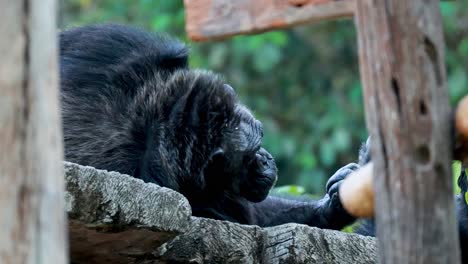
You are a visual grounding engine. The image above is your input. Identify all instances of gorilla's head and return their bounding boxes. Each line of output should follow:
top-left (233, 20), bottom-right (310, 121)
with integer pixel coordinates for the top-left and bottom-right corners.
top-left (204, 103), bottom-right (278, 203)
top-left (59, 24), bottom-right (278, 222)
top-left (168, 71), bottom-right (278, 203)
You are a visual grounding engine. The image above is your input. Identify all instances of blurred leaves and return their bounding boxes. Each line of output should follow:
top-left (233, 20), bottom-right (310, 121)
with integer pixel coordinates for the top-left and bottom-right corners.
top-left (271, 185), bottom-right (306, 197)
top-left (453, 161), bottom-right (462, 194)
top-left (63, 0), bottom-right (467, 196)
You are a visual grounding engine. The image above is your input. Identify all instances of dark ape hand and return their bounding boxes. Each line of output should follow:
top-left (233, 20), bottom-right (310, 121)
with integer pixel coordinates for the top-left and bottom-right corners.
top-left (320, 163), bottom-right (359, 229)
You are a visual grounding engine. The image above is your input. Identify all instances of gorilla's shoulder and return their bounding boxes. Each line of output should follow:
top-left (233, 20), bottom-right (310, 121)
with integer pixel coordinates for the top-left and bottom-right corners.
top-left (60, 24), bottom-right (188, 67)
top-left (59, 24), bottom-right (189, 88)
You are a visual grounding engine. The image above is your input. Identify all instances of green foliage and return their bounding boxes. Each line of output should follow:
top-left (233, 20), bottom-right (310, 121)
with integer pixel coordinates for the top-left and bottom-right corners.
top-left (63, 1), bottom-right (467, 196)
top-left (453, 161), bottom-right (462, 194)
top-left (271, 185), bottom-right (306, 196)
top-left (341, 225), bottom-right (354, 233)
top-left (341, 221), bottom-right (361, 234)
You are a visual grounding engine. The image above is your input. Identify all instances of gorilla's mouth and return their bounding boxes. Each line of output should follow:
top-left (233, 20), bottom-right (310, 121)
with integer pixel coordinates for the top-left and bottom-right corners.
top-left (241, 175), bottom-right (276, 203)
top-left (198, 141), bottom-right (278, 204)
top-left (239, 147), bottom-right (278, 203)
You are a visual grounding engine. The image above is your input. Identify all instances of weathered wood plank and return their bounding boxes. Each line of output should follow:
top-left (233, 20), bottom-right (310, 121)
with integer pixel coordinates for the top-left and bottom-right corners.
top-left (0, 0), bottom-right (68, 263)
top-left (355, 0), bottom-right (461, 263)
top-left (64, 162), bottom-right (377, 263)
top-left (184, 0), bottom-right (355, 41)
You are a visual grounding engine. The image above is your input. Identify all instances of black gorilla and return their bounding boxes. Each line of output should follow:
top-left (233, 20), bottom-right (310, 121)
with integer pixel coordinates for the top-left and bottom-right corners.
top-left (59, 24), bottom-right (356, 229)
top-left (356, 138), bottom-right (468, 263)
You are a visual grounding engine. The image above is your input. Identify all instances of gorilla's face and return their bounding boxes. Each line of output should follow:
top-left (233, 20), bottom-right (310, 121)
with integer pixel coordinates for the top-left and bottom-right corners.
top-left (239, 147), bottom-right (278, 202)
top-left (203, 103), bottom-right (278, 203)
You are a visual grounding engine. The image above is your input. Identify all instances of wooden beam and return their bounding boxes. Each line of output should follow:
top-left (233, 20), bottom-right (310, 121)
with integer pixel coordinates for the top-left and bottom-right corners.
top-left (355, 0), bottom-right (460, 263)
top-left (0, 0), bottom-right (68, 263)
top-left (184, 0), bottom-right (355, 41)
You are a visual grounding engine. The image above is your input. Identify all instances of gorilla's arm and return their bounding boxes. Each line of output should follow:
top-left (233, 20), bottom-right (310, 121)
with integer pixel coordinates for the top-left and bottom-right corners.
top-left (192, 160), bottom-right (357, 230)
top-left (249, 163), bottom-right (358, 229)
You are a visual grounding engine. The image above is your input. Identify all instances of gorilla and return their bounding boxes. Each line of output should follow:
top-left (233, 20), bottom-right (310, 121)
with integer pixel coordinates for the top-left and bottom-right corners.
top-left (59, 24), bottom-right (356, 229)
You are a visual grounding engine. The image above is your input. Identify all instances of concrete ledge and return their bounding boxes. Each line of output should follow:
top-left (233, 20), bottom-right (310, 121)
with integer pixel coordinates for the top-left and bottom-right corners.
top-left (64, 162), bottom-right (377, 263)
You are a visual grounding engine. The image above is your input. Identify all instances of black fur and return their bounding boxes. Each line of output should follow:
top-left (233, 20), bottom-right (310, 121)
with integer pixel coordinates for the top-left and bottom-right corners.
top-left (59, 24), bottom-right (356, 229)
top-left (458, 170), bottom-right (468, 263)
top-left (355, 137), bottom-right (468, 263)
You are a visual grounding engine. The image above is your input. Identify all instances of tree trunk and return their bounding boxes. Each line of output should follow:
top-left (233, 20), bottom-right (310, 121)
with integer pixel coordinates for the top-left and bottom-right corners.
top-left (355, 0), bottom-right (461, 263)
top-left (0, 0), bottom-right (68, 263)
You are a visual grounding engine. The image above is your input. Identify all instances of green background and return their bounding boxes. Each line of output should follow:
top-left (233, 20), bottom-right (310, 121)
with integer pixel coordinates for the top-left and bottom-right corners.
top-left (62, 0), bottom-right (467, 196)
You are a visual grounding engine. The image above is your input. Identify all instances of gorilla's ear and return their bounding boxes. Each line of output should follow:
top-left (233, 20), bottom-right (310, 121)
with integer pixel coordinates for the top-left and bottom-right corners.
top-left (209, 83), bottom-right (236, 109)
top-left (222, 84), bottom-right (236, 96)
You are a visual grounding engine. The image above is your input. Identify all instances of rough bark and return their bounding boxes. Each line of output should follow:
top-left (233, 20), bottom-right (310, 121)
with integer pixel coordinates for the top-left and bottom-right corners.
top-left (355, 1), bottom-right (460, 263)
top-left (65, 162), bottom-right (377, 263)
top-left (184, 0), bottom-right (355, 41)
top-left (64, 162), bottom-right (191, 263)
top-left (0, 0), bottom-right (67, 263)
top-left (157, 218), bottom-right (377, 264)
top-left (65, 162), bottom-right (191, 233)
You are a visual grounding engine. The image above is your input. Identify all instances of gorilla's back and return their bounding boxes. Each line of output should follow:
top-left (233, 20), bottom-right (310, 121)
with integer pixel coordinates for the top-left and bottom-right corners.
top-left (59, 24), bottom-right (235, 190)
top-left (59, 24), bottom-right (189, 180)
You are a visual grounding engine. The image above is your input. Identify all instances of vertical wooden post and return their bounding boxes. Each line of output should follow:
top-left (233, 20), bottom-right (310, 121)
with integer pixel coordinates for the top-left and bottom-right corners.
top-left (355, 0), bottom-right (460, 263)
top-left (0, 0), bottom-right (68, 263)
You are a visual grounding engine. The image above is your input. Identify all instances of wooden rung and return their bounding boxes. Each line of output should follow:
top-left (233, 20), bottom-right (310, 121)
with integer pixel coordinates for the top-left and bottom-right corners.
top-left (184, 0), bottom-right (454, 42)
top-left (184, 0), bottom-right (355, 41)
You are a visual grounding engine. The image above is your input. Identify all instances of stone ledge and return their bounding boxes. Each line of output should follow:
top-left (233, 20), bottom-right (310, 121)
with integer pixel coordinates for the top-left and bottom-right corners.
top-left (64, 162), bottom-right (377, 263)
